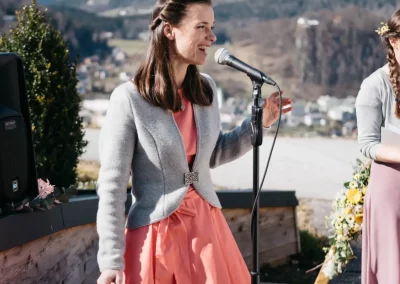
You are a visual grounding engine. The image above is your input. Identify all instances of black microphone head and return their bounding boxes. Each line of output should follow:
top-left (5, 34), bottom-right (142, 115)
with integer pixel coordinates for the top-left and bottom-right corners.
top-left (214, 48), bottom-right (230, 65)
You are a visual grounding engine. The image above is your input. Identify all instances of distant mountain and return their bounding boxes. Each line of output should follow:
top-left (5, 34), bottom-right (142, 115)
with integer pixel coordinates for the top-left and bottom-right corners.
top-left (195, 6), bottom-right (389, 101)
top-left (37, 0), bottom-right (398, 19)
top-left (3, 0), bottom-right (400, 100)
top-left (214, 0), bottom-right (398, 21)
top-left (0, 0), bottom-right (112, 61)
top-left (37, 0), bottom-right (150, 12)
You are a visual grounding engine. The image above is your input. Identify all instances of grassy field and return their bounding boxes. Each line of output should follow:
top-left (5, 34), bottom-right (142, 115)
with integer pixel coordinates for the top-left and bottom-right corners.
top-left (108, 38), bottom-right (226, 63)
top-left (108, 39), bottom-right (150, 56)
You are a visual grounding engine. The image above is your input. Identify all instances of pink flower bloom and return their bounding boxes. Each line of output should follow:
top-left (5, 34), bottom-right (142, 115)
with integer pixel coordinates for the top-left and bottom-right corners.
top-left (37, 178), bottom-right (55, 198)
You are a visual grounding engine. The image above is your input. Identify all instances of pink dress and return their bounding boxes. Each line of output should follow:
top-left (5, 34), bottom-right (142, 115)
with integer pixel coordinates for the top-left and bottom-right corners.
top-left (362, 161), bottom-right (400, 284)
top-left (123, 90), bottom-right (251, 284)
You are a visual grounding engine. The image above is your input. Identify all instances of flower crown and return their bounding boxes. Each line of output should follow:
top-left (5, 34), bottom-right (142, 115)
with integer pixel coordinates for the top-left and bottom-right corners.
top-left (376, 22), bottom-right (390, 36)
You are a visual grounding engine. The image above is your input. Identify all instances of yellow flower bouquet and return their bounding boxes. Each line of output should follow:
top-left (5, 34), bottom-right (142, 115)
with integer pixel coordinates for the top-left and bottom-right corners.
top-left (318, 158), bottom-right (371, 280)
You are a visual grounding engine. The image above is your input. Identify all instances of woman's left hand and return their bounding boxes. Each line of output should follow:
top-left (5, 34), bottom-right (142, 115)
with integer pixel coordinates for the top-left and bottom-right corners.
top-left (262, 90), bottom-right (293, 128)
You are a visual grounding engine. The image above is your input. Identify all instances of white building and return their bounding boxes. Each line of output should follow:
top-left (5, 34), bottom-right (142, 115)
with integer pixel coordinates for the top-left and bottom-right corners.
top-left (304, 113), bottom-right (327, 127)
top-left (317, 95), bottom-right (341, 113)
top-left (297, 17), bottom-right (320, 27)
top-left (285, 101), bottom-right (307, 127)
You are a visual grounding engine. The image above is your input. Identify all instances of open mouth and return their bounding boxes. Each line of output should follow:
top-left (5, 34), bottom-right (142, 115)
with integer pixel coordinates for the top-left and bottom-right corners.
top-left (198, 45), bottom-right (209, 54)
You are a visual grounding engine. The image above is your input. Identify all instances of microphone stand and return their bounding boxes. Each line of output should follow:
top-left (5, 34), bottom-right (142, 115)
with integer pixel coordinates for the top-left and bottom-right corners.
top-left (250, 80), bottom-right (263, 284)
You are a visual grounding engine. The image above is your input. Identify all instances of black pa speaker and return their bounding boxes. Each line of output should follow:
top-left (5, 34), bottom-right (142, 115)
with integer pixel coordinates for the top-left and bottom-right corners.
top-left (0, 53), bottom-right (38, 204)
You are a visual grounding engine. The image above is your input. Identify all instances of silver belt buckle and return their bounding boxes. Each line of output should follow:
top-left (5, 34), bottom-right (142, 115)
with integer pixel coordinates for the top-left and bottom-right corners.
top-left (184, 171), bottom-right (199, 185)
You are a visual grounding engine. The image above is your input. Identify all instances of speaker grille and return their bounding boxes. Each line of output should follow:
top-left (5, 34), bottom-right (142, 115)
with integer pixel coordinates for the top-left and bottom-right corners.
top-left (0, 109), bottom-right (28, 201)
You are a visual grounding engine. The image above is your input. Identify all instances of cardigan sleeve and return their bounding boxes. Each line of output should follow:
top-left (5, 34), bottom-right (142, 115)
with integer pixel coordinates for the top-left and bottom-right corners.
top-left (355, 76), bottom-right (384, 160)
top-left (96, 85), bottom-right (136, 272)
top-left (201, 73), bottom-right (270, 168)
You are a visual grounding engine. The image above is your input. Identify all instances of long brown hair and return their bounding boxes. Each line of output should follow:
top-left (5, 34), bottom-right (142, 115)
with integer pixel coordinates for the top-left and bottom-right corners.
top-left (381, 9), bottom-right (400, 118)
top-left (133, 0), bottom-right (213, 112)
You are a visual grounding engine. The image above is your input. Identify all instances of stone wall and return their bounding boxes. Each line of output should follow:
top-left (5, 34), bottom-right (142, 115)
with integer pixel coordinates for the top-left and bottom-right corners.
top-left (0, 224), bottom-right (99, 284)
top-left (0, 191), bottom-right (299, 283)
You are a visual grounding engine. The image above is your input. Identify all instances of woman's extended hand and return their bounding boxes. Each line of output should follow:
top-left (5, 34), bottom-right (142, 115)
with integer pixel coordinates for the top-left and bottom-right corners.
top-left (262, 90), bottom-right (293, 128)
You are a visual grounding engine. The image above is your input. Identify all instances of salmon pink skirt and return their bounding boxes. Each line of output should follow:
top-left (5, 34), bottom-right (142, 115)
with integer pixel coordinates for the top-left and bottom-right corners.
top-left (124, 188), bottom-right (250, 284)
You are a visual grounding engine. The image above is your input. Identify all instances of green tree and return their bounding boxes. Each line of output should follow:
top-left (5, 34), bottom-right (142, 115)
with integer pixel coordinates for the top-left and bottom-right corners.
top-left (0, 0), bottom-right (87, 187)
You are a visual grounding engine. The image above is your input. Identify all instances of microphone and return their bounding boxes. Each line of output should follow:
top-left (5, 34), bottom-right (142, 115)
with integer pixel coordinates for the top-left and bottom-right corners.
top-left (214, 48), bottom-right (276, 86)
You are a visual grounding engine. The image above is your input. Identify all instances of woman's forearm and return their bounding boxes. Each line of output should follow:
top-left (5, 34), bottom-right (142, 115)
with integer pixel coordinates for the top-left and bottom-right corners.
top-left (375, 144), bottom-right (400, 163)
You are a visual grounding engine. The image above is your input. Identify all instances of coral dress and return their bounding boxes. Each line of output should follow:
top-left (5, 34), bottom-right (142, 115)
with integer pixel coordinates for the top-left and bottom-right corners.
top-left (123, 90), bottom-right (251, 284)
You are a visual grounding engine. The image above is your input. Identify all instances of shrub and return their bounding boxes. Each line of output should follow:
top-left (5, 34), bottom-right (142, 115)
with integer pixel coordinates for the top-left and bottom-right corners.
top-left (0, 0), bottom-right (87, 187)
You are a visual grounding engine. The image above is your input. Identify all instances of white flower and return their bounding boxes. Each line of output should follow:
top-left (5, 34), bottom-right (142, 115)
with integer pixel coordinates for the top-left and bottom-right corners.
top-left (328, 248), bottom-right (335, 257)
top-left (322, 259), bottom-right (336, 279)
top-left (338, 200), bottom-right (345, 208)
top-left (349, 181), bottom-right (358, 188)
top-left (338, 262), bottom-right (343, 273)
top-left (346, 214), bottom-right (355, 224)
top-left (342, 224), bottom-right (350, 236)
top-left (354, 205), bottom-right (363, 214)
top-left (336, 189), bottom-right (347, 201)
top-left (354, 223), bottom-right (361, 232)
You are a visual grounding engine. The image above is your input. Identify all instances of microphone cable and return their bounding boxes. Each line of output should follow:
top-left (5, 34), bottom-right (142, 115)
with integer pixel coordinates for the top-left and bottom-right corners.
top-left (250, 82), bottom-right (283, 242)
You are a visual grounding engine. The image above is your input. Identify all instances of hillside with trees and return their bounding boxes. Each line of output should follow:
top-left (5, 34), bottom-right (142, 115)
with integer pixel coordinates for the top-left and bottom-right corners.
top-left (37, 0), bottom-right (397, 19)
top-left (1, 0), bottom-right (398, 99)
top-left (0, 0), bottom-right (112, 60)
